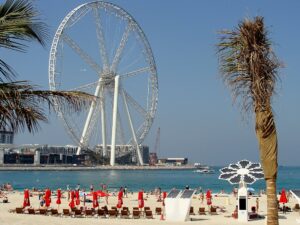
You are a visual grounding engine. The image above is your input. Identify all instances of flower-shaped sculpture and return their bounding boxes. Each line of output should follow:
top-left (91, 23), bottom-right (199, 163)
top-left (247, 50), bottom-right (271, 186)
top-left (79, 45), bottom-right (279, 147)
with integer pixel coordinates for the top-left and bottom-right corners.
top-left (219, 160), bottom-right (264, 184)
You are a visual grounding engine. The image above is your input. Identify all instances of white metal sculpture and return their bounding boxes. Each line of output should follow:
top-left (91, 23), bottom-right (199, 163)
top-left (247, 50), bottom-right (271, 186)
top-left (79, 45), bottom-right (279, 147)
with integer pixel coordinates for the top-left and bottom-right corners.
top-left (49, 1), bottom-right (158, 166)
top-left (219, 159), bottom-right (264, 184)
top-left (219, 160), bottom-right (264, 222)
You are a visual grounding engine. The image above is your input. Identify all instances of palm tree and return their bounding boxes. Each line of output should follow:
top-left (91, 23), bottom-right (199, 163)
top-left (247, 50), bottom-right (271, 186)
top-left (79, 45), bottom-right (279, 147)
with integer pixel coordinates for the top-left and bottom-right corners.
top-left (0, 0), bottom-right (93, 133)
top-left (217, 17), bottom-right (281, 225)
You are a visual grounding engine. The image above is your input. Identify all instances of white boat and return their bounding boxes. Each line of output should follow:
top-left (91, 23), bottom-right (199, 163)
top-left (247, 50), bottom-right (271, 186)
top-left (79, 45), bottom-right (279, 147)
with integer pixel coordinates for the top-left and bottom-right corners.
top-left (194, 169), bottom-right (215, 174)
top-left (194, 163), bottom-right (210, 170)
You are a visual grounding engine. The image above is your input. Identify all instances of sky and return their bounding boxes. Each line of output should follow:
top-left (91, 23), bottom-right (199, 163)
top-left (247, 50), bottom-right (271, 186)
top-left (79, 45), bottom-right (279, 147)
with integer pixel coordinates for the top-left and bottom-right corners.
top-left (2, 0), bottom-right (300, 166)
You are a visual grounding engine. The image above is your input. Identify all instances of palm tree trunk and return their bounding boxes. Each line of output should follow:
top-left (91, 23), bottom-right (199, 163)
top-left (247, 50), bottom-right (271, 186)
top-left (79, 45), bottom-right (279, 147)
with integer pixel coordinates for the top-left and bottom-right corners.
top-left (266, 178), bottom-right (278, 225)
top-left (255, 110), bottom-right (278, 225)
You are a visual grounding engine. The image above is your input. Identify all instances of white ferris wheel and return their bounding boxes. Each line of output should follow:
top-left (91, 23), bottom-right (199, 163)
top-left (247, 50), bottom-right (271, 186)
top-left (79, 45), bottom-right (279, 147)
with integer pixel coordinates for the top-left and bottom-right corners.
top-left (48, 1), bottom-right (158, 166)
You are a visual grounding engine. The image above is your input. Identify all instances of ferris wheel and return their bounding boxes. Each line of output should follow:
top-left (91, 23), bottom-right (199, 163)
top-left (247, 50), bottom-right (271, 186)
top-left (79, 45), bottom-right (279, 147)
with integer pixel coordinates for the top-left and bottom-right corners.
top-left (49, 1), bottom-right (158, 166)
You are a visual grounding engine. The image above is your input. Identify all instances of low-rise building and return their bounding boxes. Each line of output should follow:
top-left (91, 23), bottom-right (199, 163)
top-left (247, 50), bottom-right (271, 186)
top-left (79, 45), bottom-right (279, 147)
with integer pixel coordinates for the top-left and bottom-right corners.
top-left (158, 157), bottom-right (188, 166)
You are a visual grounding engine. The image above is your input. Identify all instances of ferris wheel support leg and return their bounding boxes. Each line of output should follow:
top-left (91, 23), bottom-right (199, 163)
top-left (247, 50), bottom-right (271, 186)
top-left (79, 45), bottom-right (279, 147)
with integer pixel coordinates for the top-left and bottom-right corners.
top-left (110, 76), bottom-right (120, 166)
top-left (122, 90), bottom-right (144, 166)
top-left (100, 85), bottom-right (107, 157)
top-left (76, 78), bottom-right (102, 155)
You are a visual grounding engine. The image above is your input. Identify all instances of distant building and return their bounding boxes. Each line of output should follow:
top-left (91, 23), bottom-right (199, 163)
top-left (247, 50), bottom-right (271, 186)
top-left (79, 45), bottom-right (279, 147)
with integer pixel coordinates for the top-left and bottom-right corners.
top-left (149, 152), bottom-right (158, 166)
top-left (0, 130), bottom-right (14, 144)
top-left (96, 145), bottom-right (149, 165)
top-left (141, 146), bottom-right (149, 165)
top-left (2, 144), bottom-right (150, 165)
top-left (158, 157), bottom-right (188, 166)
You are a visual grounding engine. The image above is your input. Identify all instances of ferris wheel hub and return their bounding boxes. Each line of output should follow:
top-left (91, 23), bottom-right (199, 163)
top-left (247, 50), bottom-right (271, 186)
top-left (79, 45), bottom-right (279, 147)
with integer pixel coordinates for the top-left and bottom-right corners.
top-left (101, 71), bottom-right (117, 87)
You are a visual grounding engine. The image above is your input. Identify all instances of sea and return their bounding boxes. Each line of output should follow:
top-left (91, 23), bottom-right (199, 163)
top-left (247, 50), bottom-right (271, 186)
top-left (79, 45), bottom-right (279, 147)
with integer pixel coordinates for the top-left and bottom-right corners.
top-left (0, 166), bottom-right (299, 193)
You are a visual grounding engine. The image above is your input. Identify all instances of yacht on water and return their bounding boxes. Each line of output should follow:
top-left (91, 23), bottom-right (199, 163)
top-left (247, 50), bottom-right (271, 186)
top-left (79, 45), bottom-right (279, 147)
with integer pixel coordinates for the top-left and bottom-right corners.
top-left (193, 163), bottom-right (215, 174)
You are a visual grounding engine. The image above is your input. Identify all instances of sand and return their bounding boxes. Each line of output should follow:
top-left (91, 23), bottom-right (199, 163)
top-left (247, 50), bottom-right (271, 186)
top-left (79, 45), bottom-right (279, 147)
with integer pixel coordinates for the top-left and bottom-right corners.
top-left (0, 190), bottom-right (299, 225)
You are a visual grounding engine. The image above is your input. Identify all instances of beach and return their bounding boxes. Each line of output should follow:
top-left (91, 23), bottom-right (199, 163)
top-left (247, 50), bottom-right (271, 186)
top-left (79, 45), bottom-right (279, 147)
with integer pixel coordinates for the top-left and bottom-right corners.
top-left (0, 190), bottom-right (299, 225)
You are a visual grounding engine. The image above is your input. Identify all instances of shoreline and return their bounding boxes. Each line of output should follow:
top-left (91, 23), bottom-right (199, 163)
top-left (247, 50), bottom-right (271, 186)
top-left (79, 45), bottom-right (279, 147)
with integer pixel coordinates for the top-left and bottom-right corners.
top-left (0, 165), bottom-right (196, 171)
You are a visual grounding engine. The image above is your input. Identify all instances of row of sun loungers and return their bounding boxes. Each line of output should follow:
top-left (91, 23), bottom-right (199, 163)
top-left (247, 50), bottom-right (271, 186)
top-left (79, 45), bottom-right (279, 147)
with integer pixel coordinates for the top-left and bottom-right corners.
top-left (13, 206), bottom-right (156, 219)
top-left (13, 205), bottom-right (222, 218)
top-left (189, 206), bottom-right (219, 215)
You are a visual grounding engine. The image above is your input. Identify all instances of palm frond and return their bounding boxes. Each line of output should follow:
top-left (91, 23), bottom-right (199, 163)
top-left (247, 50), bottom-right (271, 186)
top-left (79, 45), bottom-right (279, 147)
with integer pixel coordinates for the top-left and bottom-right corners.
top-left (0, 0), bottom-right (48, 50)
top-left (0, 81), bottom-right (95, 133)
top-left (217, 16), bottom-right (282, 115)
top-left (0, 58), bottom-right (16, 81)
top-left (0, 0), bottom-right (48, 80)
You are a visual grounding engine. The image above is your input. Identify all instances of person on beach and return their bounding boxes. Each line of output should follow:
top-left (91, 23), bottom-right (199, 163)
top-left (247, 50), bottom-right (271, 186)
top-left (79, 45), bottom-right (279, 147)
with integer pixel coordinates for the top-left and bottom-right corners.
top-left (82, 189), bottom-right (86, 207)
top-left (66, 185), bottom-right (70, 201)
top-left (232, 205), bottom-right (238, 219)
top-left (90, 184), bottom-right (94, 192)
top-left (0, 190), bottom-right (8, 203)
top-left (156, 187), bottom-right (162, 202)
top-left (200, 192), bottom-right (204, 204)
top-left (123, 186), bottom-right (128, 198)
top-left (5, 183), bottom-right (13, 191)
top-left (117, 187), bottom-right (123, 209)
top-left (38, 192), bottom-right (42, 200)
top-left (102, 185), bottom-right (108, 205)
top-left (138, 190), bottom-right (144, 213)
top-left (256, 197), bottom-right (259, 212)
top-left (233, 187), bottom-right (238, 197)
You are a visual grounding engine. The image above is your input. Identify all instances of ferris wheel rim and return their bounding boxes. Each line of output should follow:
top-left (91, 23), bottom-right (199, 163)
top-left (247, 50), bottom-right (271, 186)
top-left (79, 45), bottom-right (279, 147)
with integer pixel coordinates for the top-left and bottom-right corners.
top-left (48, 1), bottom-right (158, 149)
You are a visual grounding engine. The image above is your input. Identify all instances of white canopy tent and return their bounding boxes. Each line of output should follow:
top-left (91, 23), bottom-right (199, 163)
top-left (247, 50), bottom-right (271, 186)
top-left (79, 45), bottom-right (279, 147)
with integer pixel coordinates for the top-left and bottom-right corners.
top-left (290, 190), bottom-right (300, 203)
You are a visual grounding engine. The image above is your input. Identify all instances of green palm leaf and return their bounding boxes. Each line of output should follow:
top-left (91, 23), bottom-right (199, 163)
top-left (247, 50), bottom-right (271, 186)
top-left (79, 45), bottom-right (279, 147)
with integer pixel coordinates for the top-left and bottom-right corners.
top-left (0, 0), bottom-right (48, 80)
top-left (0, 81), bottom-right (94, 133)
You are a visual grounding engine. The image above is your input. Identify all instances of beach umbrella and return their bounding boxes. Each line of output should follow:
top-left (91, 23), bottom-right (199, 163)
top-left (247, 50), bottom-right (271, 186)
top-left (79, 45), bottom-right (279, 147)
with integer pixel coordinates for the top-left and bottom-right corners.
top-left (56, 189), bottom-right (61, 206)
top-left (87, 190), bottom-right (108, 197)
top-left (279, 189), bottom-right (288, 204)
top-left (92, 191), bottom-right (99, 208)
top-left (45, 188), bottom-right (51, 207)
top-left (75, 189), bottom-right (80, 206)
top-left (23, 189), bottom-right (30, 208)
top-left (97, 190), bottom-right (109, 197)
top-left (206, 190), bottom-right (212, 206)
top-left (69, 190), bottom-right (75, 209)
top-left (247, 187), bottom-right (255, 193)
top-left (206, 190), bottom-right (212, 199)
top-left (138, 191), bottom-right (144, 209)
top-left (162, 192), bottom-right (167, 206)
top-left (87, 190), bottom-right (109, 197)
top-left (117, 190), bottom-right (123, 208)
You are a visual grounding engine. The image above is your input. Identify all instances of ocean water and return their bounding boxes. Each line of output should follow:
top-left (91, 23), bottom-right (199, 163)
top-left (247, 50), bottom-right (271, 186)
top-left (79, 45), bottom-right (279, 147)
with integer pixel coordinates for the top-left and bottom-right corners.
top-left (0, 166), bottom-right (299, 193)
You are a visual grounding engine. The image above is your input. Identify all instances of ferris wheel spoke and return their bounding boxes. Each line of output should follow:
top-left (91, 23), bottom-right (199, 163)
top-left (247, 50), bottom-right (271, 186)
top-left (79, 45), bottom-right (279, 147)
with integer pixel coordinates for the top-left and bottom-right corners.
top-left (110, 23), bottom-right (132, 72)
top-left (93, 7), bottom-right (109, 71)
top-left (120, 67), bottom-right (151, 79)
top-left (61, 33), bottom-right (102, 74)
top-left (69, 80), bottom-right (100, 92)
top-left (122, 89), bottom-right (147, 118)
top-left (127, 121), bottom-right (144, 145)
